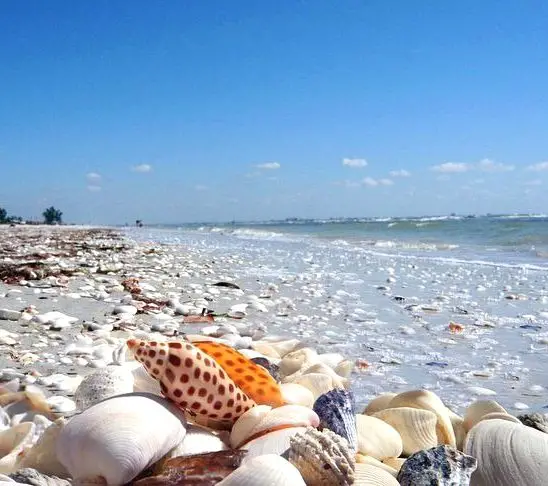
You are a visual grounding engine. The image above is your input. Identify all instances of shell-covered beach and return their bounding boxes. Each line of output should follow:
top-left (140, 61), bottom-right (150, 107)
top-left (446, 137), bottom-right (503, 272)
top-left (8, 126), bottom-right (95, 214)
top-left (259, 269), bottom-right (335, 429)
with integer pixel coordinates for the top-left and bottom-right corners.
top-left (0, 225), bottom-right (547, 485)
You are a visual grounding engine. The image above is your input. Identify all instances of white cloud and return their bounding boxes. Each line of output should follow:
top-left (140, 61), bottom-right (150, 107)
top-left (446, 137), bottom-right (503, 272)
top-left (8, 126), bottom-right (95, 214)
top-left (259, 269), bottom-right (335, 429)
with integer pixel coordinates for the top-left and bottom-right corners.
top-left (362, 177), bottom-right (394, 187)
top-left (430, 162), bottom-right (471, 173)
top-left (86, 172), bottom-right (101, 182)
top-left (389, 169), bottom-right (411, 177)
top-left (477, 158), bottom-right (514, 172)
top-left (342, 158), bottom-right (368, 168)
top-left (334, 180), bottom-right (361, 188)
top-left (87, 185), bottom-right (102, 192)
top-left (255, 162), bottom-right (280, 170)
top-left (132, 164), bottom-right (153, 173)
top-left (524, 179), bottom-right (542, 186)
top-left (194, 185), bottom-right (208, 191)
top-left (526, 161), bottom-right (548, 171)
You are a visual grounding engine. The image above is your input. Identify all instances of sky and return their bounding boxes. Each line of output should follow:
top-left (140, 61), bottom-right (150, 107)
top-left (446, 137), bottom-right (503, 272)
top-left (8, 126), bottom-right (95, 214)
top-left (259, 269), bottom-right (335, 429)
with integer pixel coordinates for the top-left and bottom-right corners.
top-left (1, 0), bottom-right (548, 224)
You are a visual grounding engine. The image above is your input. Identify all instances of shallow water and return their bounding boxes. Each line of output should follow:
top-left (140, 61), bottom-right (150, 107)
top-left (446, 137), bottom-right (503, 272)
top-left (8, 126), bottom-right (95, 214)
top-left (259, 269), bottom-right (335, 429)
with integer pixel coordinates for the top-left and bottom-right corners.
top-left (125, 225), bottom-right (548, 414)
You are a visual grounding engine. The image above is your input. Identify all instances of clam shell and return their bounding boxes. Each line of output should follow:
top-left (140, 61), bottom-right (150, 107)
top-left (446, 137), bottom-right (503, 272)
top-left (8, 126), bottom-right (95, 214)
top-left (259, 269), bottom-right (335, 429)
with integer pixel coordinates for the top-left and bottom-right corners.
top-left (294, 373), bottom-right (336, 400)
top-left (464, 418), bottom-right (548, 486)
top-left (74, 366), bottom-right (134, 411)
top-left (218, 454), bottom-right (306, 485)
top-left (479, 412), bottom-right (521, 426)
top-left (168, 424), bottom-right (228, 457)
top-left (280, 348), bottom-right (318, 377)
top-left (355, 455), bottom-right (397, 476)
top-left (288, 427), bottom-right (355, 486)
top-left (363, 393), bottom-right (397, 415)
top-left (354, 463), bottom-right (400, 486)
top-left (388, 390), bottom-right (456, 447)
top-left (334, 360), bottom-right (355, 379)
top-left (0, 422), bottom-right (35, 474)
top-left (373, 407), bottom-right (438, 456)
top-left (356, 415), bottom-right (403, 460)
top-left (313, 389), bottom-right (357, 451)
top-left (463, 400), bottom-right (508, 432)
top-left (56, 393), bottom-right (187, 485)
top-left (242, 427), bottom-right (307, 459)
top-left (279, 383), bottom-right (314, 408)
top-left (446, 409), bottom-right (466, 451)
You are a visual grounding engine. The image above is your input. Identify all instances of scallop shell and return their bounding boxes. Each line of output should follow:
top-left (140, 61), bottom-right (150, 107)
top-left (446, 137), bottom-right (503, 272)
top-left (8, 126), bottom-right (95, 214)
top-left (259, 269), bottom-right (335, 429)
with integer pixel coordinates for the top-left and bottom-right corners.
top-left (56, 393), bottom-right (187, 485)
top-left (217, 454), bottom-right (306, 486)
top-left (388, 390), bottom-right (456, 447)
top-left (479, 412), bottom-right (521, 426)
top-left (73, 366), bottom-right (134, 411)
top-left (230, 404), bottom-right (319, 449)
top-left (288, 427), bottom-right (355, 485)
top-left (355, 415), bottom-right (403, 460)
top-left (294, 373), bottom-right (336, 400)
top-left (463, 400), bottom-right (508, 432)
top-left (279, 348), bottom-right (318, 377)
top-left (373, 407), bottom-right (438, 456)
top-left (353, 463), bottom-right (400, 486)
top-left (363, 393), bottom-right (397, 415)
top-left (355, 455), bottom-right (397, 476)
top-left (313, 389), bottom-right (357, 451)
top-left (242, 427), bottom-right (308, 459)
top-left (464, 418), bottom-right (548, 486)
top-left (0, 423), bottom-right (35, 474)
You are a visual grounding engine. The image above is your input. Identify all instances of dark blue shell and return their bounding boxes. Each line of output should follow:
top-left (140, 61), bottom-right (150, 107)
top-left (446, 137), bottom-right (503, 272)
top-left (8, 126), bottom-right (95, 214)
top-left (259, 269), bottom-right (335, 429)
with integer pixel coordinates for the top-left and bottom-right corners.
top-left (313, 388), bottom-right (357, 451)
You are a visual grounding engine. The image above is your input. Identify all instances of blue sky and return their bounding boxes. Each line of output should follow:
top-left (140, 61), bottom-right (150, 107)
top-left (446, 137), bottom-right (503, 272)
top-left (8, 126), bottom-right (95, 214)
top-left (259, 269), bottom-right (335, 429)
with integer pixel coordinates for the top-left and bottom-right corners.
top-left (1, 1), bottom-right (547, 224)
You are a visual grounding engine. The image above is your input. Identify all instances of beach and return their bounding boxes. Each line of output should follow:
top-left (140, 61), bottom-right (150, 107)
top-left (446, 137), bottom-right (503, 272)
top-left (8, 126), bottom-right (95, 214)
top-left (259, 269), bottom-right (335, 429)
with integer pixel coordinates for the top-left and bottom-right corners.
top-left (1, 223), bottom-right (547, 484)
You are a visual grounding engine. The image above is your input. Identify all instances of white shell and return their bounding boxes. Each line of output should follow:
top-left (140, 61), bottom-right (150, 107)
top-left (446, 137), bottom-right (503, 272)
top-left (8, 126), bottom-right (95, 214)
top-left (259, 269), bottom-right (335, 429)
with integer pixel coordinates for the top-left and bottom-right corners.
top-left (356, 414), bottom-right (403, 460)
top-left (293, 373), bottom-right (336, 400)
top-left (56, 393), bottom-right (186, 485)
top-left (364, 393), bottom-right (397, 415)
top-left (279, 348), bottom-right (318, 377)
top-left (373, 407), bottom-right (438, 456)
top-left (279, 383), bottom-right (314, 408)
top-left (354, 463), bottom-right (400, 485)
top-left (74, 367), bottom-right (134, 411)
top-left (388, 390), bottom-right (456, 447)
top-left (463, 400), bottom-right (508, 432)
top-left (243, 427), bottom-right (307, 459)
top-left (356, 455), bottom-right (397, 476)
top-left (169, 424), bottom-right (228, 457)
top-left (218, 454), bottom-right (305, 485)
top-left (0, 423), bottom-right (35, 474)
top-left (464, 419), bottom-right (548, 486)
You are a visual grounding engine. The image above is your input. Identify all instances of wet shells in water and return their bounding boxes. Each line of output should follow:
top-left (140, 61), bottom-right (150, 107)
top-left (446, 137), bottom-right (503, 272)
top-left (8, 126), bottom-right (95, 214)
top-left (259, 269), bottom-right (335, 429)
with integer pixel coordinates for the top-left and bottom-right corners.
top-left (288, 427), bottom-right (355, 486)
top-left (73, 366), bottom-right (134, 411)
top-left (17, 418), bottom-right (68, 478)
top-left (397, 445), bottom-right (477, 486)
top-left (217, 454), bottom-right (306, 486)
top-left (134, 450), bottom-right (247, 486)
top-left (356, 415), bottom-right (403, 460)
top-left (388, 390), bottom-right (456, 447)
top-left (463, 400), bottom-right (508, 432)
top-left (373, 407), bottom-right (438, 456)
top-left (0, 423), bottom-right (35, 474)
top-left (313, 388), bottom-right (357, 451)
top-left (279, 383), bottom-right (314, 408)
top-left (464, 418), bottom-right (548, 486)
top-left (230, 404), bottom-right (319, 449)
top-left (363, 393), bottom-right (397, 415)
top-left (353, 463), bottom-right (400, 486)
top-left (56, 393), bottom-right (187, 485)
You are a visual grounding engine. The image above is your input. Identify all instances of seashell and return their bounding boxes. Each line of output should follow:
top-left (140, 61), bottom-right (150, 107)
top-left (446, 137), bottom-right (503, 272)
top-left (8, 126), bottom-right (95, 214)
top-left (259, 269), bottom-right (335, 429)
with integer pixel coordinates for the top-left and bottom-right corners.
top-left (8, 468), bottom-right (71, 486)
top-left (355, 414), bottom-right (403, 460)
top-left (288, 427), bottom-right (355, 485)
top-left (479, 412), bottom-right (521, 426)
top-left (355, 455), bottom-right (397, 476)
top-left (0, 423), bottom-right (35, 474)
top-left (130, 363), bottom-right (162, 395)
top-left (397, 445), bottom-right (477, 486)
top-left (56, 393), bottom-right (187, 485)
top-left (388, 390), bottom-right (456, 447)
top-left (249, 358), bottom-right (280, 382)
top-left (250, 343), bottom-right (282, 360)
top-left (334, 360), bottom-right (354, 379)
top-left (294, 373), bottom-right (336, 400)
top-left (518, 412), bottom-right (548, 433)
top-left (373, 407), bottom-right (438, 456)
top-left (316, 353), bottom-right (345, 369)
top-left (300, 363), bottom-right (348, 387)
top-left (217, 454), bottom-right (306, 486)
top-left (242, 427), bottom-right (308, 459)
top-left (464, 418), bottom-right (548, 486)
top-left (127, 339), bottom-right (257, 423)
top-left (363, 393), bottom-right (397, 415)
top-left (134, 450), bottom-right (247, 486)
top-left (230, 404), bottom-right (319, 449)
top-left (74, 366), bottom-right (134, 411)
top-left (313, 389), bottom-right (357, 451)
top-left (353, 463), bottom-right (400, 486)
top-left (381, 457), bottom-right (405, 473)
top-left (18, 418), bottom-right (68, 478)
top-left (463, 399), bottom-right (508, 432)
top-left (167, 424), bottom-right (228, 458)
top-left (446, 409), bottom-right (466, 451)
top-left (279, 348), bottom-right (318, 377)
top-left (279, 383), bottom-right (314, 408)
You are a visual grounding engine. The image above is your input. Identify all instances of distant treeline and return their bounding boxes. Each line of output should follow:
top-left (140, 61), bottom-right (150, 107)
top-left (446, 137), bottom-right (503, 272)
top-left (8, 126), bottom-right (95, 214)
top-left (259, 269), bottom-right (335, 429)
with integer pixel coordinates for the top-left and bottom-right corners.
top-left (0, 206), bottom-right (63, 225)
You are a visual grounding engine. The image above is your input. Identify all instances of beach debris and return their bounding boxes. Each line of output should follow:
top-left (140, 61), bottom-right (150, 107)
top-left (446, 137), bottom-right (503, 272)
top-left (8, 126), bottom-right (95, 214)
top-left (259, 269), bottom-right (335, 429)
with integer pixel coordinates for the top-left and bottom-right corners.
top-left (517, 412), bottom-right (548, 433)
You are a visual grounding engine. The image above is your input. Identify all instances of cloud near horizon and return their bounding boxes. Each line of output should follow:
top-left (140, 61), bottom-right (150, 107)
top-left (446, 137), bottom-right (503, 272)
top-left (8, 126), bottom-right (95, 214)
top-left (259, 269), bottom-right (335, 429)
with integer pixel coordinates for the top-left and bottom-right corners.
top-left (389, 169), bottom-right (411, 177)
top-left (430, 162), bottom-right (471, 173)
top-left (526, 161), bottom-right (548, 171)
top-left (132, 163), bottom-right (153, 173)
top-left (255, 162), bottom-right (280, 170)
top-left (342, 157), bottom-right (368, 168)
top-left (363, 177), bottom-right (394, 187)
top-left (477, 158), bottom-right (514, 172)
